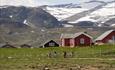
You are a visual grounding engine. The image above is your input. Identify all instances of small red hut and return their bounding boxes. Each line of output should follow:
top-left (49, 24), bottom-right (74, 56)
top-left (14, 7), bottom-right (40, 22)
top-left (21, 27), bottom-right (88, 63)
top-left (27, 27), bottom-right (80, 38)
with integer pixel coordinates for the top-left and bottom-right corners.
top-left (61, 34), bottom-right (74, 47)
top-left (95, 30), bottom-right (115, 44)
top-left (74, 32), bottom-right (93, 46)
top-left (61, 32), bottom-right (93, 47)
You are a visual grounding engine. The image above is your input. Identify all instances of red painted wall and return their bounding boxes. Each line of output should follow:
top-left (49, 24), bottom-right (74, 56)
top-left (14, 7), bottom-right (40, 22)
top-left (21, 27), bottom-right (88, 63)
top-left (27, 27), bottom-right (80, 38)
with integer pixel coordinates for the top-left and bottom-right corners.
top-left (102, 31), bottom-right (115, 43)
top-left (61, 34), bottom-right (92, 47)
top-left (62, 38), bottom-right (71, 46)
top-left (74, 34), bottom-right (92, 46)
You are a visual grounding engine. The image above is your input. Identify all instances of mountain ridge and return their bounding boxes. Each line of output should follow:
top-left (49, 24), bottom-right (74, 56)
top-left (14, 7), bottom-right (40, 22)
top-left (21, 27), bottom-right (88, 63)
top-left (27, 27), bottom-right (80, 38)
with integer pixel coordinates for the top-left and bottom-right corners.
top-left (0, 6), bottom-right (62, 28)
top-left (42, 1), bottom-right (115, 27)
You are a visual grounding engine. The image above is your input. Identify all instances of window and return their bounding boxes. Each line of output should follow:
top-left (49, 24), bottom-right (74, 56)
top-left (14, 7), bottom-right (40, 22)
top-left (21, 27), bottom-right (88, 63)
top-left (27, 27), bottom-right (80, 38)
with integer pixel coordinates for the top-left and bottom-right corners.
top-left (49, 43), bottom-right (55, 46)
top-left (108, 35), bottom-right (115, 44)
top-left (80, 38), bottom-right (85, 44)
top-left (112, 35), bottom-right (115, 41)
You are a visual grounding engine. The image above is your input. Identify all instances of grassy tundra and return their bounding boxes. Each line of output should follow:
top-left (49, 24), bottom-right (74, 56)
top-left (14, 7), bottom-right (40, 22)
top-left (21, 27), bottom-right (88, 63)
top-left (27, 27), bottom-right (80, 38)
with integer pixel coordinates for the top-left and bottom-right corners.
top-left (0, 45), bottom-right (115, 70)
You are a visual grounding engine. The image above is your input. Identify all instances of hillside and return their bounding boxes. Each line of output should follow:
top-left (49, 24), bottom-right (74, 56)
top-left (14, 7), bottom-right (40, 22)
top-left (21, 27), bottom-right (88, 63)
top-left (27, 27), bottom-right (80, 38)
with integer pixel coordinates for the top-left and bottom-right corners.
top-left (0, 6), bottom-right (62, 28)
top-left (0, 6), bottom-right (63, 46)
top-left (0, 22), bottom-right (115, 47)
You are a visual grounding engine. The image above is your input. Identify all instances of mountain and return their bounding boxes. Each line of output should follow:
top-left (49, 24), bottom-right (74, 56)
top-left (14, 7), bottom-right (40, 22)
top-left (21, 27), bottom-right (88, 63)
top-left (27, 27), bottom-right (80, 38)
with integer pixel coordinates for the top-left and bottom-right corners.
top-left (43, 0), bottom-right (115, 27)
top-left (0, 6), bottom-right (64, 47)
top-left (0, 6), bottom-right (62, 28)
top-left (1, 0), bottom-right (115, 27)
top-left (68, 1), bottom-right (115, 27)
top-left (0, 0), bottom-right (115, 47)
top-left (48, 3), bottom-right (82, 8)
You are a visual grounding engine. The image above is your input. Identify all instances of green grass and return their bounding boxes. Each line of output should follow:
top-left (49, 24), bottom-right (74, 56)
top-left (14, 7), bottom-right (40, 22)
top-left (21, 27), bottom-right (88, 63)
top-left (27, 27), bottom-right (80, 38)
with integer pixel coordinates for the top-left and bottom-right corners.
top-left (0, 45), bottom-right (115, 70)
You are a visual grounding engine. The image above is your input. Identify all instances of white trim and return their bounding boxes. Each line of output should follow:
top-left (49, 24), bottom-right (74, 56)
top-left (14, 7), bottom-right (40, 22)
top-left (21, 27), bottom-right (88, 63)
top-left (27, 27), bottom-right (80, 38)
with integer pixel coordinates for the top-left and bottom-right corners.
top-left (62, 39), bottom-right (65, 46)
top-left (49, 42), bottom-right (55, 46)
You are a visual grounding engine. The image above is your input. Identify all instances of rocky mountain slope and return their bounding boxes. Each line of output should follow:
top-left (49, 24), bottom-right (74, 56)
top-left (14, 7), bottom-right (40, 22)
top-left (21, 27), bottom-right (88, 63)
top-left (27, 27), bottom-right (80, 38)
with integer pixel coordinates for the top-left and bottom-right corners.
top-left (0, 6), bottom-right (62, 28)
top-left (0, 6), bottom-right (62, 46)
top-left (43, 0), bottom-right (115, 27)
top-left (0, 0), bottom-right (115, 47)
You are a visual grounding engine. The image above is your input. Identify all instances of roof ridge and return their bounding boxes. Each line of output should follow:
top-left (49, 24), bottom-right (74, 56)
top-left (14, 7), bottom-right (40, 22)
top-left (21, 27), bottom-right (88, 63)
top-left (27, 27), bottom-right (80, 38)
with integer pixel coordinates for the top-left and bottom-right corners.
top-left (61, 32), bottom-right (92, 39)
top-left (95, 30), bottom-right (114, 41)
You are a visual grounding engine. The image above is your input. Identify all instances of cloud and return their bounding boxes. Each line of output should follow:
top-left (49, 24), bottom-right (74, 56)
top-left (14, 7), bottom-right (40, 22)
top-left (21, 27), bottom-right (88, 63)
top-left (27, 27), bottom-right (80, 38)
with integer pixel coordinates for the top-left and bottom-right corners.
top-left (0, 0), bottom-right (39, 7)
top-left (0, 0), bottom-right (113, 7)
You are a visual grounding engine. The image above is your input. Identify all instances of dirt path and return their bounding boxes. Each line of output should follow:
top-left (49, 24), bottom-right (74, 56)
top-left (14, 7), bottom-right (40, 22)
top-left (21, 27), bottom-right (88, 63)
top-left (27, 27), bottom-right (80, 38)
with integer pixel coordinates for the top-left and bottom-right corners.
top-left (69, 58), bottom-right (115, 60)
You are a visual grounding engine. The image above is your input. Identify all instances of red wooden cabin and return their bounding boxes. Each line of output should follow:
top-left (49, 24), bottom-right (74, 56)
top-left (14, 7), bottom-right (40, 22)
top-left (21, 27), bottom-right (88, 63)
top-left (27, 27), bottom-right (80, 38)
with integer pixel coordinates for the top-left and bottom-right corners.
top-left (61, 34), bottom-right (74, 47)
top-left (95, 30), bottom-right (115, 44)
top-left (74, 32), bottom-right (93, 46)
top-left (61, 32), bottom-right (93, 47)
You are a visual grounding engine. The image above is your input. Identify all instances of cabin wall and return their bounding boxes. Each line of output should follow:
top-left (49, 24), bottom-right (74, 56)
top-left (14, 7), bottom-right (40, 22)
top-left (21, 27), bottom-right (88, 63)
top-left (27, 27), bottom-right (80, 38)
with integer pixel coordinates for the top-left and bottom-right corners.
top-left (74, 34), bottom-right (92, 46)
top-left (61, 38), bottom-right (72, 47)
top-left (102, 31), bottom-right (115, 43)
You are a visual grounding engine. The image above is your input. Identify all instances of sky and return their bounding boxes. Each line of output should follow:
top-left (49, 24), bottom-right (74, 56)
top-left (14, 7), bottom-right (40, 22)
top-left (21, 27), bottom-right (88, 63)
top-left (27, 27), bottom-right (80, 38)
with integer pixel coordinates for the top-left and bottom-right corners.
top-left (0, 0), bottom-right (113, 7)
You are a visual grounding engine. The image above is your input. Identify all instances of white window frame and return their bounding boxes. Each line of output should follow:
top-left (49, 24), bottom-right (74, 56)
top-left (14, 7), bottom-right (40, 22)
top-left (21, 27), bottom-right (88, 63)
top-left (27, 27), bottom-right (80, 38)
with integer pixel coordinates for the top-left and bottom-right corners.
top-left (49, 43), bottom-right (55, 46)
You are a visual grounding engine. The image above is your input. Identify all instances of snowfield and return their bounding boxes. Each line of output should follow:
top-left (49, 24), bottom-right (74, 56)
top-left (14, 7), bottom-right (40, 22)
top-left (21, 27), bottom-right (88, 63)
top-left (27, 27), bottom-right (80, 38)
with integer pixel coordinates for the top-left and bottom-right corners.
top-left (23, 20), bottom-right (29, 25)
top-left (45, 7), bottom-right (87, 20)
top-left (69, 2), bottom-right (115, 25)
top-left (63, 24), bottom-right (73, 27)
top-left (1, 0), bottom-right (115, 27)
top-left (91, 2), bottom-right (115, 17)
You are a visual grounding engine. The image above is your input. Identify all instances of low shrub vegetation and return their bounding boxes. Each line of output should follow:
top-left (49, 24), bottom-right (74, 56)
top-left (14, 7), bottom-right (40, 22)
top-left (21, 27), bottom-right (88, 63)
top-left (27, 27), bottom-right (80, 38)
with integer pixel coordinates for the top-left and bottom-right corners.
top-left (0, 45), bottom-right (115, 70)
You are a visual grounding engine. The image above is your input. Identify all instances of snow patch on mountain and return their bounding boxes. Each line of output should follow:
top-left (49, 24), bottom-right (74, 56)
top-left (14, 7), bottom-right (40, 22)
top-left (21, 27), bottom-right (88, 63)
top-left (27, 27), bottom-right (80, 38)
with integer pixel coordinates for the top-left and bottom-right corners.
top-left (69, 2), bottom-right (115, 26)
top-left (111, 24), bottom-right (115, 27)
top-left (44, 1), bottom-right (106, 21)
top-left (0, 5), bottom-right (9, 8)
top-left (91, 3), bottom-right (115, 17)
top-left (9, 15), bottom-right (13, 18)
top-left (69, 16), bottom-right (97, 24)
top-left (80, 1), bottom-right (103, 9)
top-left (45, 7), bottom-right (87, 20)
top-left (23, 20), bottom-right (29, 25)
top-left (62, 24), bottom-right (73, 27)
top-left (97, 0), bottom-right (114, 2)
